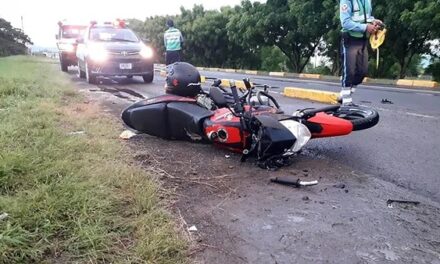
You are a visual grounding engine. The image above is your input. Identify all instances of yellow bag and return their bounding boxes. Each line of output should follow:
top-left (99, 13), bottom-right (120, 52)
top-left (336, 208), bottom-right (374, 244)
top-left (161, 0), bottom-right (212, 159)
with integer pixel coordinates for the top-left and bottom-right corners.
top-left (370, 29), bottom-right (387, 69)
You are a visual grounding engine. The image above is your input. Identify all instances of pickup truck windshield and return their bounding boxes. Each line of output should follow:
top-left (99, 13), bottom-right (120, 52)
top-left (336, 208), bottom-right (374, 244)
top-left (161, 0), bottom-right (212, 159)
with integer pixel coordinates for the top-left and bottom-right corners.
top-left (62, 26), bottom-right (86, 39)
top-left (90, 28), bottom-right (139, 42)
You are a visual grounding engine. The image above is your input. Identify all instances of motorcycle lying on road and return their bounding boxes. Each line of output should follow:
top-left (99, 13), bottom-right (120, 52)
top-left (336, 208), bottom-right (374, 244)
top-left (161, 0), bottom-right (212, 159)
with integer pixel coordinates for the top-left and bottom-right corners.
top-left (122, 62), bottom-right (379, 169)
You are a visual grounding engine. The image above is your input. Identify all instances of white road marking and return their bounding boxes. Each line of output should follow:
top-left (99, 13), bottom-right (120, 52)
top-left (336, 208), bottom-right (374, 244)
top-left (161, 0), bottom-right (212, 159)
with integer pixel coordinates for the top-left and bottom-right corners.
top-left (405, 112), bottom-right (438, 119)
top-left (362, 105), bottom-right (438, 120)
top-left (415, 92), bottom-right (435, 96)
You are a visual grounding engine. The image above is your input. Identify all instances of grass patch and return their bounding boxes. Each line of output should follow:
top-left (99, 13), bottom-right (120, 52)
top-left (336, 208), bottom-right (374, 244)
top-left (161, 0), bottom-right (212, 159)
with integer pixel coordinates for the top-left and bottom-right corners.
top-left (0, 56), bottom-right (187, 263)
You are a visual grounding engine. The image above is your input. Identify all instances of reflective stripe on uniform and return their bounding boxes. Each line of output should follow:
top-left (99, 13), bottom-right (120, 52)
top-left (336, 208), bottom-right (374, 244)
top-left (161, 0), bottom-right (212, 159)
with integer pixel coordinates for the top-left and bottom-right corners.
top-left (342, 42), bottom-right (348, 86)
top-left (341, 0), bottom-right (374, 38)
top-left (164, 28), bottom-right (182, 51)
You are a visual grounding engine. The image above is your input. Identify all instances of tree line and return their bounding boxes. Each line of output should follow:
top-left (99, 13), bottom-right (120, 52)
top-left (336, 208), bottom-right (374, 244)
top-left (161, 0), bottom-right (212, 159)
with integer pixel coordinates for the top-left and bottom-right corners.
top-left (129, 0), bottom-right (440, 80)
top-left (0, 18), bottom-right (32, 57)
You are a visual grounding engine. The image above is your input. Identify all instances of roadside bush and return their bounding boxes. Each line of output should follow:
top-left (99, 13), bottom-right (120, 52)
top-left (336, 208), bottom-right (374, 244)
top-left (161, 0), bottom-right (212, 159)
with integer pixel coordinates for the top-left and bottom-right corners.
top-left (426, 62), bottom-right (440, 82)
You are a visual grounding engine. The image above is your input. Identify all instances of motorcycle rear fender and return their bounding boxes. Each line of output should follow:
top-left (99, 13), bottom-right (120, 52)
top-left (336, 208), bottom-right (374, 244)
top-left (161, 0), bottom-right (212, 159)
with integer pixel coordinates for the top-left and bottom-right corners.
top-left (307, 113), bottom-right (353, 138)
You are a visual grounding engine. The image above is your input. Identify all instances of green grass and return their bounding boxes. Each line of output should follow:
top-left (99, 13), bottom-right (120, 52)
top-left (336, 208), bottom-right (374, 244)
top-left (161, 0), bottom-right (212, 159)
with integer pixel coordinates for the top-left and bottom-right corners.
top-left (0, 56), bottom-right (187, 263)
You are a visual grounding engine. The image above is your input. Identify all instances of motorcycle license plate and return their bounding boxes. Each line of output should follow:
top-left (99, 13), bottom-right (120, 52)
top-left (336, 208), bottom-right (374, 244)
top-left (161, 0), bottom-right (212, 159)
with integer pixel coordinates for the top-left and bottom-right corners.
top-left (119, 63), bottom-right (132, 70)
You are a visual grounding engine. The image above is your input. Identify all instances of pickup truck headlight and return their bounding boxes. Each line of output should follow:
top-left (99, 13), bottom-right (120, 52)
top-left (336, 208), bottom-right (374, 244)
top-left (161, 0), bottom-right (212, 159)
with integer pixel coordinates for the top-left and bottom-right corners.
top-left (88, 45), bottom-right (108, 62)
top-left (140, 46), bottom-right (153, 59)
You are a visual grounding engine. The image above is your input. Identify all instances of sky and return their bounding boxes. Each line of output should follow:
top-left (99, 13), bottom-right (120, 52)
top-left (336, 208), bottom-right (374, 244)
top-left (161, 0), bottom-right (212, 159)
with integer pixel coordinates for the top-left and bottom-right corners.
top-left (1, 0), bottom-right (251, 48)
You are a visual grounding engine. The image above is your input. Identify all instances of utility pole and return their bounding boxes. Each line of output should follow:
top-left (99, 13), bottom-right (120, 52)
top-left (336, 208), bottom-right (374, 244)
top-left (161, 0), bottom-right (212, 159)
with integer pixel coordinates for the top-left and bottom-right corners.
top-left (21, 16), bottom-right (24, 32)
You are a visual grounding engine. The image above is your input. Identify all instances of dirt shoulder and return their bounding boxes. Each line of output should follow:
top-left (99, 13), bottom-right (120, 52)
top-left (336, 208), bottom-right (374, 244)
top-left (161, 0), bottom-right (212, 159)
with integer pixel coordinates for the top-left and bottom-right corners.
top-left (81, 77), bottom-right (440, 264)
top-left (0, 57), bottom-right (186, 263)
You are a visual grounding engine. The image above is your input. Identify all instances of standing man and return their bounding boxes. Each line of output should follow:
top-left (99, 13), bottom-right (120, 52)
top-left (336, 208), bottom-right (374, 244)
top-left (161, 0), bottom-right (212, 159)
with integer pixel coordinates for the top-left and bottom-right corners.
top-left (164, 19), bottom-right (184, 65)
top-left (339, 0), bottom-right (382, 105)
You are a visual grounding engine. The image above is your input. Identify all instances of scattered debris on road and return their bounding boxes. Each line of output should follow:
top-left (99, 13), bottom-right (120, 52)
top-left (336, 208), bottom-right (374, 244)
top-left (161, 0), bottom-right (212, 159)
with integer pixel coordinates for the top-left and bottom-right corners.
top-left (333, 183), bottom-right (346, 189)
top-left (0, 212), bottom-right (9, 221)
top-left (387, 199), bottom-right (420, 208)
top-left (270, 176), bottom-right (318, 188)
top-left (188, 225), bottom-right (198, 232)
top-left (67, 131), bottom-right (85, 136)
top-left (225, 155), bottom-right (231, 159)
top-left (381, 98), bottom-right (394, 104)
top-left (119, 130), bottom-right (137, 140)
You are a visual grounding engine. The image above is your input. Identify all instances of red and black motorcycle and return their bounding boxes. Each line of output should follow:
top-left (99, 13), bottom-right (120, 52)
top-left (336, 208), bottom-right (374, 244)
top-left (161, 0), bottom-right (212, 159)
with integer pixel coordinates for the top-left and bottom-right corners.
top-left (122, 62), bottom-right (379, 168)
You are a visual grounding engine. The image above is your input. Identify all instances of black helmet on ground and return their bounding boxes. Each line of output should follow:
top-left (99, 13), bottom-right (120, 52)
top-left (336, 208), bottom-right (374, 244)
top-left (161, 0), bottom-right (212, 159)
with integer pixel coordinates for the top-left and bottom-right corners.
top-left (165, 62), bottom-right (202, 97)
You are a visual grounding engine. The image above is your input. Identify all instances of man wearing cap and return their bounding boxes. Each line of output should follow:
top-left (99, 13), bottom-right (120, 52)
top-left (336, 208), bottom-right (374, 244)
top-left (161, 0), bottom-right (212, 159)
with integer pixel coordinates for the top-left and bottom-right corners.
top-left (164, 19), bottom-right (184, 65)
top-left (339, 0), bottom-right (382, 105)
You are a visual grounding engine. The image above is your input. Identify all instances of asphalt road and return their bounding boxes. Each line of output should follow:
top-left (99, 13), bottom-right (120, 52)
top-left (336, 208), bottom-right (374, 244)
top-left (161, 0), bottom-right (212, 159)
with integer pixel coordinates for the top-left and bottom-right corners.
top-left (69, 68), bottom-right (440, 203)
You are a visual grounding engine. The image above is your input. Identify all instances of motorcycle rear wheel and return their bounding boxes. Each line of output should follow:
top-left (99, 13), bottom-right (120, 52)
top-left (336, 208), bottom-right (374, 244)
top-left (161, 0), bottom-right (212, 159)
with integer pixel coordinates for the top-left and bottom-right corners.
top-left (328, 106), bottom-right (379, 131)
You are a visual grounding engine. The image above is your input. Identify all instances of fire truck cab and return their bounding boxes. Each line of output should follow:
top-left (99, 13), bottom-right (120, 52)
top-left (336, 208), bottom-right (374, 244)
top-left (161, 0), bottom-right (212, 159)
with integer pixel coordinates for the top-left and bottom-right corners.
top-left (56, 21), bottom-right (86, 72)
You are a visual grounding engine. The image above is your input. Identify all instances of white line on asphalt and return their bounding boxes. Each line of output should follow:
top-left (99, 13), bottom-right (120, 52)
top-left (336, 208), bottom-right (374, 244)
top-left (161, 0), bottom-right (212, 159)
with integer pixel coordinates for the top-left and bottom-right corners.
top-left (415, 92), bottom-right (435, 96)
top-left (364, 105), bottom-right (439, 120)
top-left (405, 112), bottom-right (438, 119)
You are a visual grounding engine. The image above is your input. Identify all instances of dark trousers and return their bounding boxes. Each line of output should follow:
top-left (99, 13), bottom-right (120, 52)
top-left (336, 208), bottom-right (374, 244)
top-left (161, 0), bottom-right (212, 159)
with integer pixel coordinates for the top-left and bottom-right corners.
top-left (341, 36), bottom-right (368, 87)
top-left (166, 50), bottom-right (181, 65)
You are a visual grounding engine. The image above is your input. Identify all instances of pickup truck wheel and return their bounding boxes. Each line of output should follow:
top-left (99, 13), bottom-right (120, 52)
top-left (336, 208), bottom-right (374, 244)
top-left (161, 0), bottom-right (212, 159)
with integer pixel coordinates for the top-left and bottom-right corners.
top-left (85, 61), bottom-right (97, 84)
top-left (142, 73), bottom-right (154, 83)
top-left (60, 57), bottom-right (68, 72)
top-left (77, 61), bottom-right (86, 79)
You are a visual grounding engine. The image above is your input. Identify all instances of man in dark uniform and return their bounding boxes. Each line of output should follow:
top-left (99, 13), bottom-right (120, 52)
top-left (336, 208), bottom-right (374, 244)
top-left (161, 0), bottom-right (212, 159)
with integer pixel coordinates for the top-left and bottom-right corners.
top-left (340, 0), bottom-right (382, 105)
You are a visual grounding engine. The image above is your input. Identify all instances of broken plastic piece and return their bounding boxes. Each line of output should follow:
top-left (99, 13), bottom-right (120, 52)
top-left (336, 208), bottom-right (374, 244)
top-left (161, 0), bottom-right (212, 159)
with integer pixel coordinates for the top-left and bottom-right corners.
top-left (381, 99), bottom-right (393, 104)
top-left (68, 131), bottom-right (85, 135)
top-left (387, 199), bottom-right (420, 208)
top-left (119, 130), bottom-right (137, 139)
top-left (0, 213), bottom-right (9, 221)
top-left (188, 225), bottom-right (198, 232)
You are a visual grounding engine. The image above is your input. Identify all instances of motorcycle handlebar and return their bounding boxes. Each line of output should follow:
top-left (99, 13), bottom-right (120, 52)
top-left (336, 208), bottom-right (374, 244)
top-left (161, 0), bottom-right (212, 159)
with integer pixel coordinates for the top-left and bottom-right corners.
top-left (253, 84), bottom-right (280, 89)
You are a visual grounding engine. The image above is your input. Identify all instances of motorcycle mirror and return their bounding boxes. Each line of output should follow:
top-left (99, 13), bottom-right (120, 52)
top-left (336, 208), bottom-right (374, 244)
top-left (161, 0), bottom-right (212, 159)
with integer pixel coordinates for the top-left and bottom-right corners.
top-left (243, 78), bottom-right (252, 89)
top-left (212, 79), bottom-right (222, 87)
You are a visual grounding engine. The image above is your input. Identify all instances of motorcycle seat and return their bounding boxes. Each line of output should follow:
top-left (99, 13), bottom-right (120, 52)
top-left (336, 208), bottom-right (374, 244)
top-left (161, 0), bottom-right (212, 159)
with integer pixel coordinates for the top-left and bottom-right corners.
top-left (209, 87), bottom-right (228, 108)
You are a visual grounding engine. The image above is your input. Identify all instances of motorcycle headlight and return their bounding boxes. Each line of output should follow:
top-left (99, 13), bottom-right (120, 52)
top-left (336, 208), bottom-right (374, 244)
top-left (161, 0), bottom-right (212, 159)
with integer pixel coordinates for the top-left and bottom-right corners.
top-left (140, 46), bottom-right (153, 59)
top-left (280, 120), bottom-right (311, 152)
top-left (88, 45), bottom-right (108, 62)
top-left (59, 43), bottom-right (74, 52)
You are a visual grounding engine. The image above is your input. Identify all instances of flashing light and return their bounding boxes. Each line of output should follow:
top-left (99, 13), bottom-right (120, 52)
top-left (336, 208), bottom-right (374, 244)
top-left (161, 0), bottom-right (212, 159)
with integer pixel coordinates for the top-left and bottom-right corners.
top-left (114, 19), bottom-right (126, 28)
